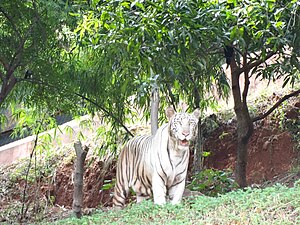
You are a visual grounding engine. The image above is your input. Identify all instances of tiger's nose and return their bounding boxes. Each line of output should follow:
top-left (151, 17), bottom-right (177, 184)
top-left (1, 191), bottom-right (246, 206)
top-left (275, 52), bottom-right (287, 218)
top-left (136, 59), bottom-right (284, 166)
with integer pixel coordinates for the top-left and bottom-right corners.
top-left (182, 130), bottom-right (190, 137)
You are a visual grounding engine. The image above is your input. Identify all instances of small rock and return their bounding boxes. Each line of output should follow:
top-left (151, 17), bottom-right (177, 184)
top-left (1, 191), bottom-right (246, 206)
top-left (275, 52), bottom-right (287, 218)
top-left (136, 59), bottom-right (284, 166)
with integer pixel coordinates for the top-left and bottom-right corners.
top-left (263, 141), bottom-right (270, 150)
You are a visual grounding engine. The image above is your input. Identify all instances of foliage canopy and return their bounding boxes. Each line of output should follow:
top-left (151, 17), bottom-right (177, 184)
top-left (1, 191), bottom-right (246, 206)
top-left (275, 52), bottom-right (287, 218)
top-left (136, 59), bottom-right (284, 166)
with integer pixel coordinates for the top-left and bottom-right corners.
top-left (0, 0), bottom-right (299, 148)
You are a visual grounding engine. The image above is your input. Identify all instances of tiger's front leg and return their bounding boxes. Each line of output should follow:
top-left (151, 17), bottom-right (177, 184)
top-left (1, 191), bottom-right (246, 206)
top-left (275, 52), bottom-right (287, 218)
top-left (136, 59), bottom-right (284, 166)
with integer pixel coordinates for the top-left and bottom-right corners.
top-left (152, 174), bottom-right (167, 205)
top-left (168, 178), bottom-right (186, 204)
top-left (136, 194), bottom-right (150, 203)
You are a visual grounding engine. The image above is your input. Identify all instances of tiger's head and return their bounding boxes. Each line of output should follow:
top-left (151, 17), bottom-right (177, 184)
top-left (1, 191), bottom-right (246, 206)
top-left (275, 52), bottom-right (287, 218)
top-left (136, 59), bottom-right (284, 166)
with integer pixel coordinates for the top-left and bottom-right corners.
top-left (166, 107), bottom-right (200, 151)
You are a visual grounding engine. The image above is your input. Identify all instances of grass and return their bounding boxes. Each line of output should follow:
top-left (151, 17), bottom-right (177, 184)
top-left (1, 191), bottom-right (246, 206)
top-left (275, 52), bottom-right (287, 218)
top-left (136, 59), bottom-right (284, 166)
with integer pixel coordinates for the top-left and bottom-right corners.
top-left (49, 184), bottom-right (300, 225)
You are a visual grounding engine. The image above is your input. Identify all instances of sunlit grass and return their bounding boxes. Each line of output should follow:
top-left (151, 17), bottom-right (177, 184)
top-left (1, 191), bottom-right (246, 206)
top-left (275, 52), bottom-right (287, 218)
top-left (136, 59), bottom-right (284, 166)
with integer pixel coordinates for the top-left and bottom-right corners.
top-left (50, 184), bottom-right (300, 225)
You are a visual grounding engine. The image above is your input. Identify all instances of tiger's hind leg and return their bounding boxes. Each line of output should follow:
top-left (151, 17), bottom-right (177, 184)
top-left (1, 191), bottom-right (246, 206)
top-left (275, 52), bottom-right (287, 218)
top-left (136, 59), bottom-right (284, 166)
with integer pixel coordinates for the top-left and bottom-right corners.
top-left (112, 183), bottom-right (129, 209)
top-left (113, 144), bottom-right (133, 209)
top-left (112, 156), bottom-right (130, 208)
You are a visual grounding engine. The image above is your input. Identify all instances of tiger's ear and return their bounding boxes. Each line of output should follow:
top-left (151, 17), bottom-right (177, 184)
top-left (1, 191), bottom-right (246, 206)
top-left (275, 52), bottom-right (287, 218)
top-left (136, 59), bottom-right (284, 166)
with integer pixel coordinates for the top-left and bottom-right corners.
top-left (165, 106), bottom-right (175, 121)
top-left (193, 108), bottom-right (200, 119)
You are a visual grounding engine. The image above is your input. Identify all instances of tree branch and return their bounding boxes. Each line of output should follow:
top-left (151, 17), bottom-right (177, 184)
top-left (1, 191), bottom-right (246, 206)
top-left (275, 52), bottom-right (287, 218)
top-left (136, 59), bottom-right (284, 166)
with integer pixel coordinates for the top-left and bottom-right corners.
top-left (0, 57), bottom-right (9, 72)
top-left (7, 18), bottom-right (36, 77)
top-left (237, 51), bottom-right (276, 75)
top-left (230, 52), bottom-right (242, 107)
top-left (0, 75), bottom-right (17, 106)
top-left (8, 30), bottom-right (30, 73)
top-left (252, 89), bottom-right (300, 122)
top-left (0, 71), bottom-right (4, 83)
top-left (165, 84), bottom-right (177, 111)
top-left (242, 52), bottom-right (250, 104)
top-left (75, 93), bottom-right (134, 137)
top-left (20, 124), bottom-right (41, 222)
top-left (0, 6), bottom-right (21, 39)
top-left (20, 78), bottom-right (134, 137)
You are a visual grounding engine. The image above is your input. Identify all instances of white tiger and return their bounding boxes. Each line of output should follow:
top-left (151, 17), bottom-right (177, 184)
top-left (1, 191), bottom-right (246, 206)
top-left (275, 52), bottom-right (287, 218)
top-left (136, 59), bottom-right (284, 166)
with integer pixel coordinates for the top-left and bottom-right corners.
top-left (113, 107), bottom-right (200, 208)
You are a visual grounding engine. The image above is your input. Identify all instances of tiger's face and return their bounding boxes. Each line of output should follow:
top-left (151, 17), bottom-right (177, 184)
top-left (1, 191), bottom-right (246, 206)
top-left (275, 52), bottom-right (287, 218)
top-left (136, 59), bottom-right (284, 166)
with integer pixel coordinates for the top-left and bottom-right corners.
top-left (166, 107), bottom-right (200, 151)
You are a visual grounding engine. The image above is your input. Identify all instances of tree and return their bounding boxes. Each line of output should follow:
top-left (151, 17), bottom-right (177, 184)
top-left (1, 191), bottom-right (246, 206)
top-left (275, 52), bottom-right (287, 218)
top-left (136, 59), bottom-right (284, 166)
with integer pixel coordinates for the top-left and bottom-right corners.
top-left (70, 0), bottom-right (300, 187)
top-left (73, 141), bottom-right (89, 218)
top-left (217, 0), bottom-right (299, 187)
top-left (68, 0), bottom-right (229, 158)
top-left (0, 1), bottom-right (82, 130)
top-left (150, 83), bottom-right (159, 135)
top-left (2, 0), bottom-right (298, 191)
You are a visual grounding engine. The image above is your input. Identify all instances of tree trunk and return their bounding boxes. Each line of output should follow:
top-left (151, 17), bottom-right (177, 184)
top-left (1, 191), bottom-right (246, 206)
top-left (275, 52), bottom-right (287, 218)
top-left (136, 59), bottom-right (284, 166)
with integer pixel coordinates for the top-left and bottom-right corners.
top-left (193, 85), bottom-right (202, 175)
top-left (230, 59), bottom-right (253, 188)
top-left (0, 73), bottom-right (17, 106)
top-left (234, 103), bottom-right (253, 187)
top-left (73, 141), bottom-right (89, 218)
top-left (150, 85), bottom-right (159, 135)
top-left (193, 117), bottom-right (203, 175)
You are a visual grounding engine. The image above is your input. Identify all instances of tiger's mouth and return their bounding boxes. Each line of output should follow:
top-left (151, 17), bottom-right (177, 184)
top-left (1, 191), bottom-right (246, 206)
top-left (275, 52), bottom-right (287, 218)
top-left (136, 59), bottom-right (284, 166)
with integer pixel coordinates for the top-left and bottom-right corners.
top-left (179, 139), bottom-right (189, 146)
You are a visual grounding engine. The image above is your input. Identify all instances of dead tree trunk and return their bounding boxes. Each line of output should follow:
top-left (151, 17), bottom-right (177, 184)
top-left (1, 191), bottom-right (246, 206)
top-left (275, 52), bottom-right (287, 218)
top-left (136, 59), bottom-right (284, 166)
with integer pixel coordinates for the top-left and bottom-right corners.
top-left (193, 116), bottom-right (203, 175)
top-left (150, 85), bottom-right (159, 135)
top-left (73, 141), bottom-right (89, 218)
top-left (192, 84), bottom-right (203, 175)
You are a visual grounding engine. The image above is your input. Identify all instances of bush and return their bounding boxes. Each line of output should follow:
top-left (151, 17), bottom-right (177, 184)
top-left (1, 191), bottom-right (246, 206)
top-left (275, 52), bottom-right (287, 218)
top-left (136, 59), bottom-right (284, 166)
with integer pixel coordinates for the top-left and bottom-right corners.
top-left (187, 169), bottom-right (238, 196)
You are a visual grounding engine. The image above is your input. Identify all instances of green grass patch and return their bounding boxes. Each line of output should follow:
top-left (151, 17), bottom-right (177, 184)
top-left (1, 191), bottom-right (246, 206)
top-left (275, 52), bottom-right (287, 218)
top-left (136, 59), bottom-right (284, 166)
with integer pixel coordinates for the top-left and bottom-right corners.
top-left (50, 184), bottom-right (300, 225)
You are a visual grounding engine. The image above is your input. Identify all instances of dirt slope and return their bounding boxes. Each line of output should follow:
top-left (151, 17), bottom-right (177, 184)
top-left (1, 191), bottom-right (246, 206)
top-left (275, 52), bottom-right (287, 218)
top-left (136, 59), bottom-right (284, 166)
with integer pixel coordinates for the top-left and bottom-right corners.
top-left (51, 112), bottom-right (299, 208)
top-left (204, 120), bottom-right (298, 184)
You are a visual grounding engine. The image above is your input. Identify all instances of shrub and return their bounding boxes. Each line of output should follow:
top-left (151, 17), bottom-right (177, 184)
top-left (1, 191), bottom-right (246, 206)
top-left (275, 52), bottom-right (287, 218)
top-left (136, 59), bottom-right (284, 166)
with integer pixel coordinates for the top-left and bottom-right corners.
top-left (187, 169), bottom-right (238, 196)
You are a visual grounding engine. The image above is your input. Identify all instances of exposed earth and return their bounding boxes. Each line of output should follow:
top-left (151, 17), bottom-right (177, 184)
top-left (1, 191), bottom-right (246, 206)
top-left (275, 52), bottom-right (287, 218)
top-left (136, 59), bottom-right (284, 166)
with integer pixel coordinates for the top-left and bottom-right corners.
top-left (41, 117), bottom-right (300, 207)
top-left (204, 120), bottom-right (298, 184)
top-left (0, 97), bottom-right (299, 223)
